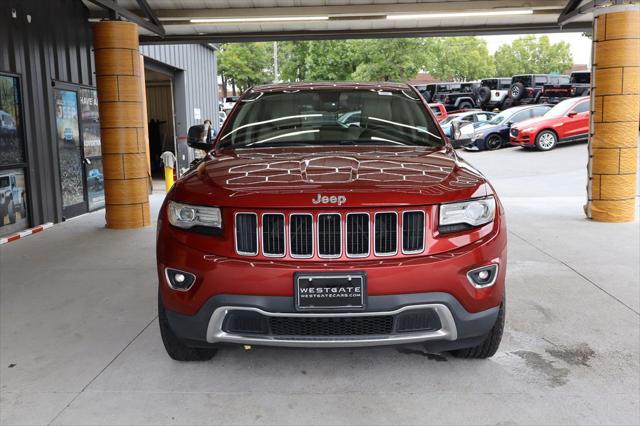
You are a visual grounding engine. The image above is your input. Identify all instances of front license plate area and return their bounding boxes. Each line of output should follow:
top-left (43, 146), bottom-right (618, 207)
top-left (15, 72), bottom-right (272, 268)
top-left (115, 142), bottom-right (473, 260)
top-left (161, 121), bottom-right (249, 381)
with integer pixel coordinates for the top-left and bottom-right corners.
top-left (295, 272), bottom-right (366, 311)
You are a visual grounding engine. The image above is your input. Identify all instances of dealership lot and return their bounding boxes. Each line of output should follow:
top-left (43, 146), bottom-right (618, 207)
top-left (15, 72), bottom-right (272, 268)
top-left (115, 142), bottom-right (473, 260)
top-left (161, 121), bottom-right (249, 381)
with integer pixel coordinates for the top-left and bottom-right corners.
top-left (1, 143), bottom-right (638, 425)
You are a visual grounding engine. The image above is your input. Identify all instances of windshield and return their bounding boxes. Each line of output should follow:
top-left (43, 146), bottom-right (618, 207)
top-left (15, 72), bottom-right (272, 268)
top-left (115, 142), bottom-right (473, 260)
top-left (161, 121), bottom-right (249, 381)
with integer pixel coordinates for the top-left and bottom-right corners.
top-left (544, 98), bottom-right (579, 118)
top-left (486, 110), bottom-right (512, 125)
top-left (218, 89), bottom-right (443, 149)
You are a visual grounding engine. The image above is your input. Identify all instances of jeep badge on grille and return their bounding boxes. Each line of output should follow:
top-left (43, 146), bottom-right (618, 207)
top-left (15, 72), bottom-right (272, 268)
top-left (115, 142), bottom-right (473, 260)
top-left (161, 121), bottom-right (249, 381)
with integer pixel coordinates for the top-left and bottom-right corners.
top-left (312, 194), bottom-right (347, 206)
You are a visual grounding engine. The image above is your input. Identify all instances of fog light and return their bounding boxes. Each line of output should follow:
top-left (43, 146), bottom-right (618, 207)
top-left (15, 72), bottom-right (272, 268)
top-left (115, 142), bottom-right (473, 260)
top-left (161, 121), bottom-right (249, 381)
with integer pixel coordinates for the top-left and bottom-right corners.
top-left (165, 268), bottom-right (196, 291)
top-left (467, 264), bottom-right (498, 288)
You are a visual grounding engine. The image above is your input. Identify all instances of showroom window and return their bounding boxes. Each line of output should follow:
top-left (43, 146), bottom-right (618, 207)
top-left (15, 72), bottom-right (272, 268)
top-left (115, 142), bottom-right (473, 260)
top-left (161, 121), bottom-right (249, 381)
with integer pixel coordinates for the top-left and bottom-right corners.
top-left (0, 73), bottom-right (29, 237)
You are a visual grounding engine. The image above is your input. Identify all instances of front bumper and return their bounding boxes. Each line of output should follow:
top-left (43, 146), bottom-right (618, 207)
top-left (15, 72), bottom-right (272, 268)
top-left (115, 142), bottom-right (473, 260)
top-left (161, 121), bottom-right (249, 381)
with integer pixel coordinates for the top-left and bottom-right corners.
top-left (164, 292), bottom-right (500, 350)
top-left (510, 134), bottom-right (534, 146)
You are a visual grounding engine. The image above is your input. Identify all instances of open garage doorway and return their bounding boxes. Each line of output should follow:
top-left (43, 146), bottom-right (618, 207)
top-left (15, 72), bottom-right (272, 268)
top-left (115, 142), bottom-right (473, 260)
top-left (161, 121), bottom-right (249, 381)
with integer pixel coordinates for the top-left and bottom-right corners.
top-left (143, 64), bottom-right (177, 180)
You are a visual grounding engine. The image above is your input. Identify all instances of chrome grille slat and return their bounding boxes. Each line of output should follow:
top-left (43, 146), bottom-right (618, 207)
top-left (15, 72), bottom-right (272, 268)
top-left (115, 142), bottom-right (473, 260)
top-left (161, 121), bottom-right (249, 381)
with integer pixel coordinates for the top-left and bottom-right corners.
top-left (347, 213), bottom-right (369, 257)
top-left (402, 211), bottom-right (425, 254)
top-left (374, 212), bottom-right (397, 256)
top-left (262, 213), bottom-right (285, 257)
top-left (318, 214), bottom-right (341, 258)
top-left (235, 213), bottom-right (258, 255)
top-left (290, 214), bottom-right (313, 257)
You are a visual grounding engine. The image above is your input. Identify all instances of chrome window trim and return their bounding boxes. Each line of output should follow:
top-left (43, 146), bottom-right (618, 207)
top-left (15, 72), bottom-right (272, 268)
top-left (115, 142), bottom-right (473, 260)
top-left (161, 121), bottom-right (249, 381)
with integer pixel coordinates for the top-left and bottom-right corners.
top-left (401, 210), bottom-right (426, 255)
top-left (345, 212), bottom-right (371, 258)
top-left (261, 212), bottom-right (286, 258)
top-left (234, 212), bottom-right (258, 256)
top-left (374, 211), bottom-right (398, 257)
top-left (317, 212), bottom-right (342, 259)
top-left (289, 213), bottom-right (314, 259)
top-left (205, 304), bottom-right (458, 348)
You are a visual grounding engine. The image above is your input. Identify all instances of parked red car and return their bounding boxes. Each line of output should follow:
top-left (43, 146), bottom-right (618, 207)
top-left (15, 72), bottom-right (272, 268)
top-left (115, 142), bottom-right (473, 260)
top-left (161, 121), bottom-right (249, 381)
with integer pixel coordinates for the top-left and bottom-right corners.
top-left (428, 103), bottom-right (448, 121)
top-left (157, 82), bottom-right (507, 361)
top-left (510, 96), bottom-right (590, 150)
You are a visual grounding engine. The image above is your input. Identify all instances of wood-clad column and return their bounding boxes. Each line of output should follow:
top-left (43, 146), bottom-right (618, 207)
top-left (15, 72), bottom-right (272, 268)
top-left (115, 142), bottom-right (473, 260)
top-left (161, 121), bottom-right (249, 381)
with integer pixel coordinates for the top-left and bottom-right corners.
top-left (92, 21), bottom-right (150, 229)
top-left (587, 7), bottom-right (640, 222)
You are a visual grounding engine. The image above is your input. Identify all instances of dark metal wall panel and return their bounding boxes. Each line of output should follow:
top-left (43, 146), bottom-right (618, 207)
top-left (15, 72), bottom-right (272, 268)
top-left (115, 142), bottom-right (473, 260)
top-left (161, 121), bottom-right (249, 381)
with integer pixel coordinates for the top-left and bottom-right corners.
top-left (0, 0), bottom-right (95, 226)
top-left (140, 44), bottom-right (219, 138)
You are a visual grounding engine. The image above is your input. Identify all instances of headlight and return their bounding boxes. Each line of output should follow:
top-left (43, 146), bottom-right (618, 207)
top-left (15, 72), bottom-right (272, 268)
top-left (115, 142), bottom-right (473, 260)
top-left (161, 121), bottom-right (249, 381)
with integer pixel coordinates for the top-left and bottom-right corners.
top-left (522, 128), bottom-right (535, 133)
top-left (473, 131), bottom-right (483, 139)
top-left (168, 201), bottom-right (222, 230)
top-left (439, 196), bottom-right (496, 233)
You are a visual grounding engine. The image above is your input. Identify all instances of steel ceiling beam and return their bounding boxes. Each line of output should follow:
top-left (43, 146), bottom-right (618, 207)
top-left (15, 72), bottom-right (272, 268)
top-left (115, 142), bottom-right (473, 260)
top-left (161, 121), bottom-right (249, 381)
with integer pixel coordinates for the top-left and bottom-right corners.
top-left (139, 21), bottom-right (592, 45)
top-left (558, 0), bottom-right (627, 25)
top-left (86, 0), bottom-right (165, 36)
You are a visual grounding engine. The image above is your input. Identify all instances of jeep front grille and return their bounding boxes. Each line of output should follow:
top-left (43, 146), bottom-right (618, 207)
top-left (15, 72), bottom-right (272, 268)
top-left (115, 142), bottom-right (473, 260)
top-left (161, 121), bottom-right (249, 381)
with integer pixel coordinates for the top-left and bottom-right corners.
top-left (235, 213), bottom-right (258, 255)
top-left (290, 214), bottom-right (313, 257)
top-left (318, 214), bottom-right (341, 257)
top-left (262, 213), bottom-right (285, 256)
top-left (374, 212), bottom-right (397, 255)
top-left (235, 209), bottom-right (426, 258)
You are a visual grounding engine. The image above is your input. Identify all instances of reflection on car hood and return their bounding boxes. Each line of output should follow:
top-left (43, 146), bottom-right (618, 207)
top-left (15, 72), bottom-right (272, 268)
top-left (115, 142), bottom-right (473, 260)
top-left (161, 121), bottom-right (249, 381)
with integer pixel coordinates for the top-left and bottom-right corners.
top-left (174, 146), bottom-right (488, 208)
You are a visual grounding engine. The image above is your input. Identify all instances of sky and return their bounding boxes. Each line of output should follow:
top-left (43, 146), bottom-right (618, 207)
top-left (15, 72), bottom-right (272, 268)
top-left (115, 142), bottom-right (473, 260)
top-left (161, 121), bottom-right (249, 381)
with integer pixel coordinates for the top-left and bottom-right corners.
top-left (480, 32), bottom-right (593, 65)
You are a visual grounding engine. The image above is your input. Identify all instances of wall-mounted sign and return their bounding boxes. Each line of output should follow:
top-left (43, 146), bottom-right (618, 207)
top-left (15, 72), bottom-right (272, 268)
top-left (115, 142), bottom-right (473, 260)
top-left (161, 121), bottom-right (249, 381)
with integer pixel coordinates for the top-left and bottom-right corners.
top-left (194, 108), bottom-right (201, 120)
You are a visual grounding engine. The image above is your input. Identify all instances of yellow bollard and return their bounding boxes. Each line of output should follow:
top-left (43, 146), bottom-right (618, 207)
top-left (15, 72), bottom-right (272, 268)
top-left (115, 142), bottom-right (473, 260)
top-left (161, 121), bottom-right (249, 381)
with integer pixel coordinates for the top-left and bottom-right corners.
top-left (164, 166), bottom-right (174, 192)
top-left (160, 151), bottom-right (177, 193)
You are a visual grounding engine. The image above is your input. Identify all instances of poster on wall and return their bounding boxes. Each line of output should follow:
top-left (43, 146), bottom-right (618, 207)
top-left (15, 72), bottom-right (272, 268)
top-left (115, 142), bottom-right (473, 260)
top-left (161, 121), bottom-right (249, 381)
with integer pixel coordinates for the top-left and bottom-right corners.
top-left (80, 88), bottom-right (101, 158)
top-left (85, 158), bottom-right (105, 211)
top-left (0, 75), bottom-right (25, 167)
top-left (54, 89), bottom-right (85, 208)
top-left (0, 169), bottom-right (29, 236)
top-left (79, 88), bottom-right (104, 210)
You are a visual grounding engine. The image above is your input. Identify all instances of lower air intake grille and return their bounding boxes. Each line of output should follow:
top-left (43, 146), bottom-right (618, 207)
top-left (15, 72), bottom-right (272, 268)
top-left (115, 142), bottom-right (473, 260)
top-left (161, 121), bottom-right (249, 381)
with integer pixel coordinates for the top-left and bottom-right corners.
top-left (318, 214), bottom-right (341, 257)
top-left (402, 211), bottom-right (425, 253)
top-left (375, 212), bottom-right (397, 255)
top-left (235, 213), bottom-right (257, 255)
top-left (262, 214), bottom-right (285, 256)
top-left (269, 316), bottom-right (394, 336)
top-left (290, 214), bottom-right (313, 257)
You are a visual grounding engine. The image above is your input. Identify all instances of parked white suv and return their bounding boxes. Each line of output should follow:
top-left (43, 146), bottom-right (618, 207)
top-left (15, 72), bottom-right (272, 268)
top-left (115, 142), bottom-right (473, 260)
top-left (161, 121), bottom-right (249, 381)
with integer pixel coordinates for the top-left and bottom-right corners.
top-left (477, 78), bottom-right (512, 111)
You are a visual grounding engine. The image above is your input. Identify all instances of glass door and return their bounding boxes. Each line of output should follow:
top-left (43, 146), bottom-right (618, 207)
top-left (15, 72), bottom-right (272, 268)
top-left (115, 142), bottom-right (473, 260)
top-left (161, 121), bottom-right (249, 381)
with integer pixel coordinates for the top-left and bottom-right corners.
top-left (79, 88), bottom-right (104, 211)
top-left (54, 88), bottom-right (87, 218)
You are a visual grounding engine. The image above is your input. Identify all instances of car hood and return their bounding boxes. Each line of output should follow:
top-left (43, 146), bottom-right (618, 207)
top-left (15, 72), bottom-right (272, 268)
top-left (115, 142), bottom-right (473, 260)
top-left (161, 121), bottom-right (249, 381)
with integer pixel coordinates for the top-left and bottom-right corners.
top-left (172, 146), bottom-right (489, 208)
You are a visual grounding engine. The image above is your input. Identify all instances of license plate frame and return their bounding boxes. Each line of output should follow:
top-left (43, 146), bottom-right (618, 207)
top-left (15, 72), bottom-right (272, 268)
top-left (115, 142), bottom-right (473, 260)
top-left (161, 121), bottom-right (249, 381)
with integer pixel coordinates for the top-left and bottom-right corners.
top-left (294, 272), bottom-right (367, 312)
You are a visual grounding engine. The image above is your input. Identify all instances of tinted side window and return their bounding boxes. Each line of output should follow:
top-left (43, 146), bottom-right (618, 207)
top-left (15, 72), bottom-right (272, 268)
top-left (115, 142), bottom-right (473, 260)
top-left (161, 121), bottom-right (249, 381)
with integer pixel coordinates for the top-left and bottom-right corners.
top-left (534, 76), bottom-right (548, 85)
top-left (533, 106), bottom-right (550, 117)
top-left (573, 101), bottom-right (589, 113)
top-left (510, 110), bottom-right (532, 123)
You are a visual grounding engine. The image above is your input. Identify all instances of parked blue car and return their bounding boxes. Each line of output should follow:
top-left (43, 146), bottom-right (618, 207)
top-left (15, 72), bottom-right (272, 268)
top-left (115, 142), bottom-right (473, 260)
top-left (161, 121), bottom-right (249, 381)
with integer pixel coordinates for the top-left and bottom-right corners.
top-left (464, 104), bottom-right (552, 151)
top-left (439, 110), bottom-right (497, 140)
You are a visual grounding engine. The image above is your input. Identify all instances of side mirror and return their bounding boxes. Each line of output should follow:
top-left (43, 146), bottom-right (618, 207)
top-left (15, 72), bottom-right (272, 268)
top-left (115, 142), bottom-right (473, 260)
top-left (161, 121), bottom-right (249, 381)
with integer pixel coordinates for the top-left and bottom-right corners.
top-left (187, 125), bottom-right (212, 151)
top-left (567, 111), bottom-right (577, 118)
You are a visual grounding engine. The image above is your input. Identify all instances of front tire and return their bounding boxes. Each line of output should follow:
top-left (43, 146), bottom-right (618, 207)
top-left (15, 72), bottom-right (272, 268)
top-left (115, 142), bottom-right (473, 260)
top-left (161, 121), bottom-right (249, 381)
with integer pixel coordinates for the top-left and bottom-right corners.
top-left (451, 302), bottom-right (505, 359)
top-left (158, 293), bottom-right (217, 361)
top-left (535, 130), bottom-right (558, 151)
top-left (485, 134), bottom-right (503, 151)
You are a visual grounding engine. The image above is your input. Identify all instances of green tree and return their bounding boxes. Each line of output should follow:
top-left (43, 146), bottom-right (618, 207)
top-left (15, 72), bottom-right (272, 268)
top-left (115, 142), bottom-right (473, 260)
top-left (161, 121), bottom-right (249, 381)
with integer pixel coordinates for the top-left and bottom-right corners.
top-left (278, 41), bottom-right (310, 81)
top-left (424, 37), bottom-right (496, 81)
top-left (351, 38), bottom-right (426, 81)
top-left (305, 40), bottom-right (362, 81)
top-left (218, 43), bottom-right (273, 93)
top-left (494, 35), bottom-right (573, 76)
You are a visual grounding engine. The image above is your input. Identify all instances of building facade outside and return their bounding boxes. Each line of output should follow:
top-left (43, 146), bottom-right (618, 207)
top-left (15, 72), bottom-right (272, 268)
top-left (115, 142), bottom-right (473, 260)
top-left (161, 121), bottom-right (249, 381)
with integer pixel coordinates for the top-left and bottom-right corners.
top-left (0, 0), bottom-right (218, 237)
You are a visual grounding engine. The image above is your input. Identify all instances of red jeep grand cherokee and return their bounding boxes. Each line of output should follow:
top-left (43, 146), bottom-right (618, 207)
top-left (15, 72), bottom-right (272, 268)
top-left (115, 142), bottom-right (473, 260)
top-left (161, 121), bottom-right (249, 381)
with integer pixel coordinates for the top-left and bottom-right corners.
top-left (157, 82), bottom-right (507, 361)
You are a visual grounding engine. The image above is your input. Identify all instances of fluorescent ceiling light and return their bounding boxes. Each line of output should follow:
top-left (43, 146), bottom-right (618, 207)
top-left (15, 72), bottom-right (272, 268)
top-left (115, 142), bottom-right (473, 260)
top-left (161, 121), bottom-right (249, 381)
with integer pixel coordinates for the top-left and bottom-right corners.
top-left (387, 10), bottom-right (534, 20)
top-left (191, 16), bottom-right (329, 24)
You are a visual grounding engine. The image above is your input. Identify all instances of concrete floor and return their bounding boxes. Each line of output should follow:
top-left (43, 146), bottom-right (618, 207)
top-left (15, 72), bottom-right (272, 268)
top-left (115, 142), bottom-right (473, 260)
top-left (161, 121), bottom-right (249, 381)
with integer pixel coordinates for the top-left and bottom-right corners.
top-left (1, 143), bottom-right (639, 425)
